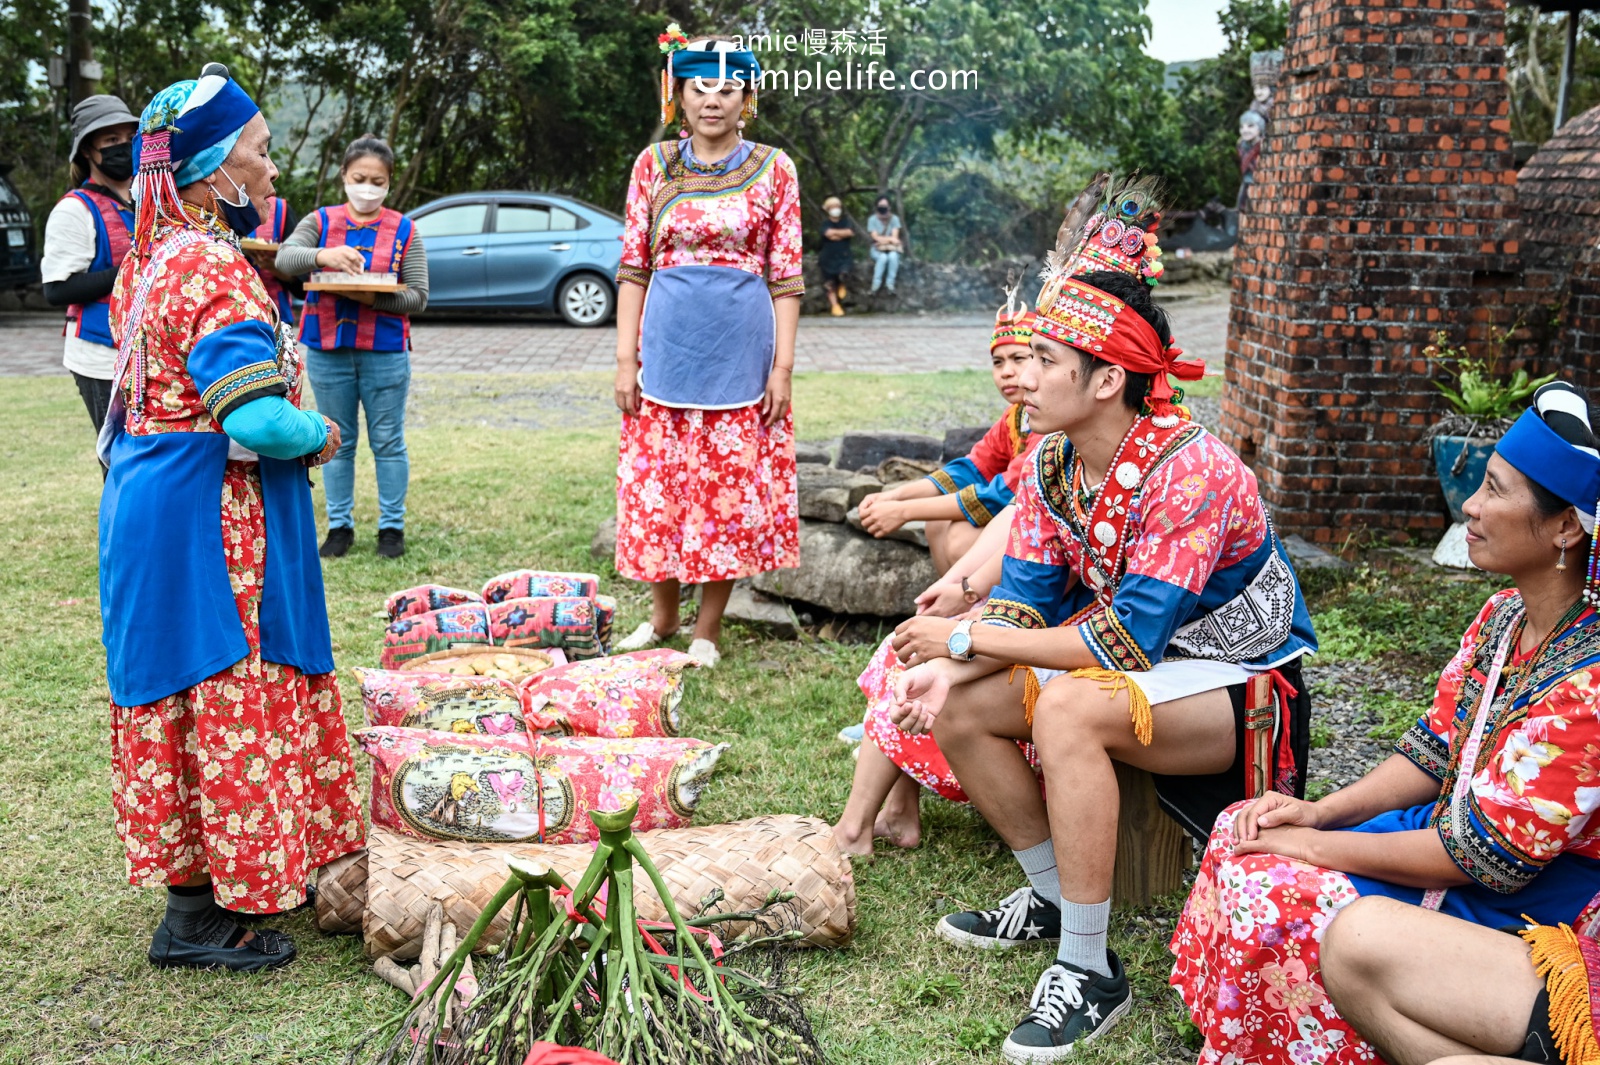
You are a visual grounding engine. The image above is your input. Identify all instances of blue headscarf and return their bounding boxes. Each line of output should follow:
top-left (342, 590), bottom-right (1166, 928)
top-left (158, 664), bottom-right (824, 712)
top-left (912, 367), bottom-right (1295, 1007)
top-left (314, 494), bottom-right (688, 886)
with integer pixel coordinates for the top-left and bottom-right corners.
top-left (1497, 382), bottom-right (1600, 537)
top-left (133, 72), bottom-right (260, 187)
top-left (669, 41), bottom-right (762, 88)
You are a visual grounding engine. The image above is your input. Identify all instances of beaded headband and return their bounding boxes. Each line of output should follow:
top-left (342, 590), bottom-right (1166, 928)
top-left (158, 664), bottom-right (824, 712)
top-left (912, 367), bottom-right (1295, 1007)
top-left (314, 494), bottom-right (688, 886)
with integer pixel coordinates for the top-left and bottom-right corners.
top-left (991, 275), bottom-right (1035, 354)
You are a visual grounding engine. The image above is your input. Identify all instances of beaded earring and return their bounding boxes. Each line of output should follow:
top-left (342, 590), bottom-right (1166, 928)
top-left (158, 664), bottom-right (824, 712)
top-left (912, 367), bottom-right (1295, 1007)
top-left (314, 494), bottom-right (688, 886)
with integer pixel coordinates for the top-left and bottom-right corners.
top-left (1559, 538), bottom-right (1569, 572)
top-left (1587, 524), bottom-right (1600, 608)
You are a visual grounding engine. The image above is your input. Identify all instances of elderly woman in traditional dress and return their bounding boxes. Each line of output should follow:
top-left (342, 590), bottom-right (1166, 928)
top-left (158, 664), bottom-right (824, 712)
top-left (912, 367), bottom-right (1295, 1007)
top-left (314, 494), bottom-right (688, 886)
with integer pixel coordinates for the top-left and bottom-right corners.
top-left (611, 29), bottom-right (803, 668)
top-left (1171, 381), bottom-right (1600, 1064)
top-left (101, 66), bottom-right (364, 972)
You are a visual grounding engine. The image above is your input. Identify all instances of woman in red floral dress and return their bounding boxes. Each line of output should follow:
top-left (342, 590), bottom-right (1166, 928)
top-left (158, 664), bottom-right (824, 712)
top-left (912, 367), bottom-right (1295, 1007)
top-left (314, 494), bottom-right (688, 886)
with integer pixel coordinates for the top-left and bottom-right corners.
top-left (611, 32), bottom-right (802, 669)
top-left (100, 68), bottom-right (363, 972)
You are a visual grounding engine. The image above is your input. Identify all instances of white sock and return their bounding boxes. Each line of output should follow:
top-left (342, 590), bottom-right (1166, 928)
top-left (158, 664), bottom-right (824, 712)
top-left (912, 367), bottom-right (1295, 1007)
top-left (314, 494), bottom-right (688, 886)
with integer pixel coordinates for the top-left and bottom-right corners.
top-left (1057, 897), bottom-right (1112, 978)
top-left (1012, 839), bottom-right (1061, 903)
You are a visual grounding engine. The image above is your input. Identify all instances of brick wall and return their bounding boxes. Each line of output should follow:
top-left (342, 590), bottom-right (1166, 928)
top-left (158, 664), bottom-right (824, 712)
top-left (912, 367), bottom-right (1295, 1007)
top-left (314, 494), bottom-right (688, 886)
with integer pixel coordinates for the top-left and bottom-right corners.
top-left (1223, 0), bottom-right (1526, 544)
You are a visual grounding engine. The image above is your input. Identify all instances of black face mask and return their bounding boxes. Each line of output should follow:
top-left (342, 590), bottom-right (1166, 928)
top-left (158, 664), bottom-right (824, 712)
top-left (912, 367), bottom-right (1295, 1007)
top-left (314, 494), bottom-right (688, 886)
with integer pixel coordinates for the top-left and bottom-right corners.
top-left (95, 142), bottom-right (133, 182)
top-left (876, 205), bottom-right (890, 215)
top-left (210, 168), bottom-right (263, 236)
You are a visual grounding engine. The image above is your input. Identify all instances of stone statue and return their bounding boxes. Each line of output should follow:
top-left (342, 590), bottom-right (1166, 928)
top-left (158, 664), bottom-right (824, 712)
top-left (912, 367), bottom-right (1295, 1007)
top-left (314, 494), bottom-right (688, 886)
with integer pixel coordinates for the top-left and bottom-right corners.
top-left (1238, 50), bottom-right (1283, 211)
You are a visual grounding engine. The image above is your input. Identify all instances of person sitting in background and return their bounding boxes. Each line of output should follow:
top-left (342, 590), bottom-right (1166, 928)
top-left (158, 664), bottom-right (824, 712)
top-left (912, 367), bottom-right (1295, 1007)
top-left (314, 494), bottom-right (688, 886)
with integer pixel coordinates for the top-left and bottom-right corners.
top-left (819, 196), bottom-right (854, 317)
top-left (41, 94), bottom-right (139, 446)
top-left (1321, 896), bottom-right (1593, 1065)
top-left (275, 134), bottom-right (429, 559)
top-left (1171, 381), bottom-right (1600, 1065)
top-left (858, 287), bottom-right (1037, 574)
top-left (867, 195), bottom-right (903, 295)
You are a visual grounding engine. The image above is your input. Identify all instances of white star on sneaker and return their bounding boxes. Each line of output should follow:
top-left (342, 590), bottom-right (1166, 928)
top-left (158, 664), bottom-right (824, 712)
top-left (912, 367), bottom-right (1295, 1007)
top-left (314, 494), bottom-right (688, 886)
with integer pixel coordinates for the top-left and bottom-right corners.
top-left (1086, 1003), bottom-right (1101, 1022)
top-left (1023, 921), bottom-right (1044, 938)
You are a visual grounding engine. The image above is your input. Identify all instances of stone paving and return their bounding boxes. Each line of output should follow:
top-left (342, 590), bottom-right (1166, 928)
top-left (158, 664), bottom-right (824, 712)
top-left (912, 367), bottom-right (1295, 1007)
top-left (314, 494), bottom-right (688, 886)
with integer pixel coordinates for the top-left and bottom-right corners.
top-left (0, 291), bottom-right (1230, 377)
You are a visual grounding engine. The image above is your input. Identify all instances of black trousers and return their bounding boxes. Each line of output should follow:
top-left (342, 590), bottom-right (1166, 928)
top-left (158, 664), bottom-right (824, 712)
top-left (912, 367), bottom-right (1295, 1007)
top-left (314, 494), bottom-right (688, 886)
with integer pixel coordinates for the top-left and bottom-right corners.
top-left (72, 371), bottom-right (113, 480)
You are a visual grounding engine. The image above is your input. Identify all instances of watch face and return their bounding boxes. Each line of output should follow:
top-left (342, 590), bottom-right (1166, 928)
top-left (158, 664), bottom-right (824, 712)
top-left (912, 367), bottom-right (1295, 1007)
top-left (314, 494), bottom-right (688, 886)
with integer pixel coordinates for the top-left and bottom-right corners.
top-left (949, 632), bottom-right (971, 656)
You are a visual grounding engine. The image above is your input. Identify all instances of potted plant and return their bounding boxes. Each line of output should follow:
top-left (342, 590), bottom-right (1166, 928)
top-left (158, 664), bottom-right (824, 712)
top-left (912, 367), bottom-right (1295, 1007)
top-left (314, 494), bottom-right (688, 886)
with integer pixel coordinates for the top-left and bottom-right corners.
top-left (1424, 328), bottom-right (1555, 524)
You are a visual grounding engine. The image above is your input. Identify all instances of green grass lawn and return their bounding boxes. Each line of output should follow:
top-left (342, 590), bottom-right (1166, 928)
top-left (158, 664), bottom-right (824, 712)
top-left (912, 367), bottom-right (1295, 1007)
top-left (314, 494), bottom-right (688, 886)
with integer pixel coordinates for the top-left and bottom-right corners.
top-left (0, 369), bottom-right (1480, 1064)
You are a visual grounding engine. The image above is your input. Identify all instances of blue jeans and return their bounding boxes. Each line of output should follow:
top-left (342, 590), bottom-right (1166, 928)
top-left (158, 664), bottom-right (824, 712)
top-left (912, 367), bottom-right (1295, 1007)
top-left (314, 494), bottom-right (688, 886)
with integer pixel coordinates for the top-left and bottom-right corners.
top-left (871, 248), bottom-right (900, 291)
top-left (304, 346), bottom-right (410, 530)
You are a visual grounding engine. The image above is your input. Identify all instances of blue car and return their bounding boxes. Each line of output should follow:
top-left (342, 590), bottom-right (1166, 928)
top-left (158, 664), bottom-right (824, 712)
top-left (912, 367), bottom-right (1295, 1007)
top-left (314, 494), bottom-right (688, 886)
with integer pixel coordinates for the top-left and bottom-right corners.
top-left (408, 191), bottom-right (623, 326)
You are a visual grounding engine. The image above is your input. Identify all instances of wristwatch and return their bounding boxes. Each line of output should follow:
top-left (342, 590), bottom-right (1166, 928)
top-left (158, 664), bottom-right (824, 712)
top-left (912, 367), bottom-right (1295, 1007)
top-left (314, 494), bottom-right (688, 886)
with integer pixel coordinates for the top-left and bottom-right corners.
top-left (947, 619), bottom-right (977, 662)
top-left (960, 576), bottom-right (980, 604)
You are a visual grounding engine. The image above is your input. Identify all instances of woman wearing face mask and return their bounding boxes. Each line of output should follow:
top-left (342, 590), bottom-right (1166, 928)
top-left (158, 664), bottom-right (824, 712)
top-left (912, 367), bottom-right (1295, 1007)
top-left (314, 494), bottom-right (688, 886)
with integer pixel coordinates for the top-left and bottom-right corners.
top-left (275, 134), bottom-right (429, 559)
top-left (867, 194), bottom-right (903, 296)
top-left (819, 196), bottom-right (854, 317)
top-left (611, 31), bottom-right (804, 669)
top-left (41, 94), bottom-right (138, 445)
top-left (101, 66), bottom-right (363, 972)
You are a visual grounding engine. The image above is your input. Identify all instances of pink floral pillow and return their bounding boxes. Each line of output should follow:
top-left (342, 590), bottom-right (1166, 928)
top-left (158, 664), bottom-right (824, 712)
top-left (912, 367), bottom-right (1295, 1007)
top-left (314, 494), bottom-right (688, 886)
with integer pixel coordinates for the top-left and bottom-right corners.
top-left (357, 727), bottom-right (725, 845)
top-left (519, 650), bottom-right (696, 738)
top-left (353, 668), bottom-right (560, 737)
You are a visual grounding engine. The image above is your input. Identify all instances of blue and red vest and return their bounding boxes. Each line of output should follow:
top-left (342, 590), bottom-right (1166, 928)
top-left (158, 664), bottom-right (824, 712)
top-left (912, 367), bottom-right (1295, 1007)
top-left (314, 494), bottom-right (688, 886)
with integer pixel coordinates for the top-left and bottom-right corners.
top-left (62, 185), bottom-right (134, 348)
top-left (297, 205), bottom-right (414, 352)
top-left (251, 196), bottom-right (295, 327)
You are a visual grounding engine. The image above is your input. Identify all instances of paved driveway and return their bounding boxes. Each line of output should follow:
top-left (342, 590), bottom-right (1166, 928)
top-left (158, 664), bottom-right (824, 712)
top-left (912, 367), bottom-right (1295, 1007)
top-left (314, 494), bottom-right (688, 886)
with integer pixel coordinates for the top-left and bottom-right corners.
top-left (0, 292), bottom-right (1230, 377)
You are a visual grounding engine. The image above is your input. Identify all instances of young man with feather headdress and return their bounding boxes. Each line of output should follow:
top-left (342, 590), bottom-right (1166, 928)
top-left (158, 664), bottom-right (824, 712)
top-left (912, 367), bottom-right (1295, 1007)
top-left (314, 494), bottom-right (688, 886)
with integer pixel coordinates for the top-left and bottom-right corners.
top-left (884, 175), bottom-right (1319, 1061)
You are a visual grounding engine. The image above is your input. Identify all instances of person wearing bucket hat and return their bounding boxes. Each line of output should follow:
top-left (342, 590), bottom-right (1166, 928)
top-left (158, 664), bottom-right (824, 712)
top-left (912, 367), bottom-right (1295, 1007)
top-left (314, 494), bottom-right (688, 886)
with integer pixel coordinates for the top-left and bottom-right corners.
top-left (41, 94), bottom-right (138, 446)
top-left (99, 64), bottom-right (364, 974)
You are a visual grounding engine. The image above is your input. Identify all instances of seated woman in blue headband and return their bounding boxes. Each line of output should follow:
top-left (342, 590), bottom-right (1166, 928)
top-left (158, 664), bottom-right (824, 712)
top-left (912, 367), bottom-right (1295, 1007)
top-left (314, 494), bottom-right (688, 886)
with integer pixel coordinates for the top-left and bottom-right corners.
top-left (1171, 381), bottom-right (1600, 1065)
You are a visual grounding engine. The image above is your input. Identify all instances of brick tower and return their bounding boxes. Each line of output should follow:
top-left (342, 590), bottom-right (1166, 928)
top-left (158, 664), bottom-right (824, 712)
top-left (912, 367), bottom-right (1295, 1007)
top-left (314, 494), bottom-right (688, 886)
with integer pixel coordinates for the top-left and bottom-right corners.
top-left (1221, 0), bottom-right (1521, 544)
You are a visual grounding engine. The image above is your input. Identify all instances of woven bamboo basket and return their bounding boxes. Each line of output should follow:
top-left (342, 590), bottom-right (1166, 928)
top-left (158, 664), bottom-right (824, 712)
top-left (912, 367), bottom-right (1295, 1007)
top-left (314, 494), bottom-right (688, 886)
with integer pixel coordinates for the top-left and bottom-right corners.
top-left (397, 646), bottom-right (556, 677)
top-left (320, 818), bottom-right (855, 957)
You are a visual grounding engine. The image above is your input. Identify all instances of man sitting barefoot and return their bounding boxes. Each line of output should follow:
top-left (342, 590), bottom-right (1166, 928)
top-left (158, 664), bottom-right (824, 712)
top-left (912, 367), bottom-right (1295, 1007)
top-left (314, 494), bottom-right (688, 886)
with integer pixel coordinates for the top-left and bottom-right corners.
top-left (886, 180), bottom-right (1317, 1062)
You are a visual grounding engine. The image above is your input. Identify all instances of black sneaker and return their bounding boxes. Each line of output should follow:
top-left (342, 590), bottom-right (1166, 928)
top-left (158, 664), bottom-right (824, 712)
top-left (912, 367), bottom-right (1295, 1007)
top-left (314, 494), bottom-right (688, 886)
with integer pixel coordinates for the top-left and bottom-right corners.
top-left (319, 526), bottom-right (353, 558)
top-left (1001, 954), bottom-right (1132, 1063)
top-left (376, 528), bottom-right (405, 558)
top-left (936, 887), bottom-right (1060, 950)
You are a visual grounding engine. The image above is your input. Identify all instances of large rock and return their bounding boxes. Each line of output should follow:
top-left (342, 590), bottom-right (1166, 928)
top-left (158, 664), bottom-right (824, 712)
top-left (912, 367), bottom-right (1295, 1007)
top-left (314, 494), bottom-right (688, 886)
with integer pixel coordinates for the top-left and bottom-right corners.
top-left (794, 442), bottom-right (831, 465)
top-left (725, 581), bottom-right (799, 638)
top-left (592, 517), bottom-right (617, 560)
top-left (836, 431), bottom-right (942, 472)
top-left (943, 425), bottom-right (989, 461)
top-left (799, 465), bottom-right (883, 521)
top-left (752, 520), bottom-right (936, 616)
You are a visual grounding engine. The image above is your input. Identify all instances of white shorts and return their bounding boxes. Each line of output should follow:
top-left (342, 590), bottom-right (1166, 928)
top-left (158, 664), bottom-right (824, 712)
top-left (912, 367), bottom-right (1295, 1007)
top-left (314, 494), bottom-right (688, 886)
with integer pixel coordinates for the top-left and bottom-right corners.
top-left (1034, 658), bottom-right (1256, 707)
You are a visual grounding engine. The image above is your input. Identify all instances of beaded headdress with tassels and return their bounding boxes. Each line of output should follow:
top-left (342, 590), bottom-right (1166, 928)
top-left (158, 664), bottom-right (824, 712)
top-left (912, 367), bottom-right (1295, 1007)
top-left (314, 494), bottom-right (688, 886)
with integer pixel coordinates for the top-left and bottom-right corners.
top-left (658, 26), bottom-right (760, 130)
top-left (130, 103), bottom-right (190, 256)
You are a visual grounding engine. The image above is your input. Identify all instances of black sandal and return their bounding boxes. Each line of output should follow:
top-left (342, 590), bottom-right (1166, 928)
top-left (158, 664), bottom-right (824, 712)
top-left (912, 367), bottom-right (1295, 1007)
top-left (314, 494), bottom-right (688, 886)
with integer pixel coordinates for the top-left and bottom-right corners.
top-left (148, 919), bottom-right (298, 972)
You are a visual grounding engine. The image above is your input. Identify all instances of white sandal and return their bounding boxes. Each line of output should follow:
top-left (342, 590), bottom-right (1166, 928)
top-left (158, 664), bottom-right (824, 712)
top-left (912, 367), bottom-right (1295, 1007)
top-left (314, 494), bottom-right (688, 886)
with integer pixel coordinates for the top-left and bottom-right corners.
top-left (686, 639), bottom-right (721, 669)
top-left (615, 623), bottom-right (661, 652)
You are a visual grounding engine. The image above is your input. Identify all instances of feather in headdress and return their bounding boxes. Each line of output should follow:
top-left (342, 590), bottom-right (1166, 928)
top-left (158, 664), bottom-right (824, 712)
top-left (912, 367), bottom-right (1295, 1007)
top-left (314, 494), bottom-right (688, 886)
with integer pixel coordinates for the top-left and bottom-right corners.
top-left (1038, 171), bottom-right (1167, 310)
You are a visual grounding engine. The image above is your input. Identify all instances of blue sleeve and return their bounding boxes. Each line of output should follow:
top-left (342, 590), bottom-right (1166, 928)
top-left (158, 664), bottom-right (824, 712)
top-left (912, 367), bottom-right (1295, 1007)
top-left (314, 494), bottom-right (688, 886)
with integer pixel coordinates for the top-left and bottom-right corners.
top-left (956, 473), bottom-right (1016, 527)
top-left (221, 397), bottom-right (328, 460)
top-left (187, 319), bottom-right (288, 423)
top-left (928, 456), bottom-right (981, 495)
top-left (981, 555), bottom-right (1072, 630)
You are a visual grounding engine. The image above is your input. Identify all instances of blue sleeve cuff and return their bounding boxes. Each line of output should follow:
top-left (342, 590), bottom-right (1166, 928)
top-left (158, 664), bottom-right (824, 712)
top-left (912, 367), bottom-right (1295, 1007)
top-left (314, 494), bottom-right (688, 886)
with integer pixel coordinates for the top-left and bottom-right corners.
top-left (188, 320), bottom-right (288, 422)
top-left (221, 398), bottom-right (327, 460)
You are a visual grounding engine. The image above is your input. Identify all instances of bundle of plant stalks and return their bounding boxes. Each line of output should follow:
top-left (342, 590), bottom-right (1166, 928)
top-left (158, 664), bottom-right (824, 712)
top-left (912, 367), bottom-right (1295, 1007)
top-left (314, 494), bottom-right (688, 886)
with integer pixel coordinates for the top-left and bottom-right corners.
top-left (351, 801), bottom-right (826, 1065)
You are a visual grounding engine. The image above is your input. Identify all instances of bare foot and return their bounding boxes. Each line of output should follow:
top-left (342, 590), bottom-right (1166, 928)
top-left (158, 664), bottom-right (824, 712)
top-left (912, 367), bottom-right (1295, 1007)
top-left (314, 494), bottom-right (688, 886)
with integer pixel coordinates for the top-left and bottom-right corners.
top-left (872, 806), bottom-right (922, 849)
top-left (831, 819), bottom-right (875, 859)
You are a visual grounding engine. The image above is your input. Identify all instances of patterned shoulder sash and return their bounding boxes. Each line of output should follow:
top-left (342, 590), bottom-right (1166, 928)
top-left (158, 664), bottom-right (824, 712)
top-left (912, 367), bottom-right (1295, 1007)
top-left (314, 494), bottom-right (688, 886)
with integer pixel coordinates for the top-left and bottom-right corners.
top-left (646, 141), bottom-right (777, 253)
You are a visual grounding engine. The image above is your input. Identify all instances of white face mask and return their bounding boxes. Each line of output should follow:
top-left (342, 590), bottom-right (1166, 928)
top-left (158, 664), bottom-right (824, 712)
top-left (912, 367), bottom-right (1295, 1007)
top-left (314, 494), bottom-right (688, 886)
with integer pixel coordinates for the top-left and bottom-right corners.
top-left (827, 208), bottom-right (842, 219)
top-left (345, 182), bottom-right (388, 213)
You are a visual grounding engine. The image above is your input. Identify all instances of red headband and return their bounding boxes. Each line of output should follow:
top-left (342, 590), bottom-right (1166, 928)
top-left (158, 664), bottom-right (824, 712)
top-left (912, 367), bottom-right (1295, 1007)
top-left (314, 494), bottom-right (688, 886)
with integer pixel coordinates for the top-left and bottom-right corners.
top-left (1032, 279), bottom-right (1204, 419)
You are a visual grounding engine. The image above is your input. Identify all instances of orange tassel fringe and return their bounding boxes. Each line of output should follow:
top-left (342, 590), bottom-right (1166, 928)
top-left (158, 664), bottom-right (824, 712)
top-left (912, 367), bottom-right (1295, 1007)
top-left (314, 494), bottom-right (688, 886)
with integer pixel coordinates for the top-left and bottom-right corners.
top-left (1521, 922), bottom-right (1600, 1065)
top-left (1009, 665), bottom-right (1041, 727)
top-left (1069, 668), bottom-right (1154, 746)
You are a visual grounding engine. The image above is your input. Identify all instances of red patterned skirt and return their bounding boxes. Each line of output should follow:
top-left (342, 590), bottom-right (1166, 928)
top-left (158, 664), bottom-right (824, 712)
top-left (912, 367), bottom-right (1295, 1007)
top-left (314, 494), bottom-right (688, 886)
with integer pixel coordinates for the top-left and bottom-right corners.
top-left (615, 399), bottom-right (799, 584)
top-left (108, 462), bottom-right (366, 914)
top-left (858, 636), bottom-right (1039, 803)
top-left (1169, 802), bottom-right (1378, 1065)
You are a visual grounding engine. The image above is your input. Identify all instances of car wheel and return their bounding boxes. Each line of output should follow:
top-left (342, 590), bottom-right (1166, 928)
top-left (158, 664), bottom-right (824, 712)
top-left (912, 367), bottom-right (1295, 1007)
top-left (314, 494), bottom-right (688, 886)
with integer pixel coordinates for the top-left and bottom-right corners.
top-left (558, 274), bottom-right (612, 327)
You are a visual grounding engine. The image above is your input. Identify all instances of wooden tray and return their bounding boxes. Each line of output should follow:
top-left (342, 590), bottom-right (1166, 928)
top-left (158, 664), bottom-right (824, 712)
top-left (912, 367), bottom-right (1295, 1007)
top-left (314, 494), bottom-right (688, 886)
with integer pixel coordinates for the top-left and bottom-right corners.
top-left (239, 238), bottom-right (279, 254)
top-left (305, 271), bottom-right (404, 293)
top-left (396, 645), bottom-right (560, 678)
